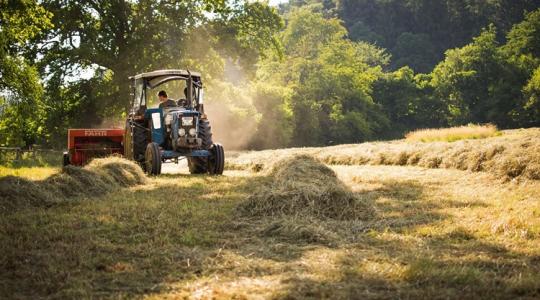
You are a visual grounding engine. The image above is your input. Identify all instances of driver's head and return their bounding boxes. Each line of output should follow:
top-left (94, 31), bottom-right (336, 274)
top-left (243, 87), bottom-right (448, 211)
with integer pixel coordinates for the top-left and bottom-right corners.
top-left (158, 90), bottom-right (168, 102)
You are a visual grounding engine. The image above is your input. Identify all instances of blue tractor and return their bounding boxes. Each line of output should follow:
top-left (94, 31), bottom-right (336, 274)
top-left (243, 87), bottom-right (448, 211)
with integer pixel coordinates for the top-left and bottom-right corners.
top-left (124, 69), bottom-right (224, 175)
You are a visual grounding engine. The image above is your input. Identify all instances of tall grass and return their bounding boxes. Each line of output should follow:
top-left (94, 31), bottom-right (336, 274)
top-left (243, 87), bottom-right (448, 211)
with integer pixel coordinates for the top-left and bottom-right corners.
top-left (0, 150), bottom-right (62, 168)
top-left (405, 124), bottom-right (500, 142)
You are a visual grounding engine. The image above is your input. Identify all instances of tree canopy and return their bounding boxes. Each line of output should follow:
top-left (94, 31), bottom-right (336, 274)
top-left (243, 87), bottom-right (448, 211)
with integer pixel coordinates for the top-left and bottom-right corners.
top-left (1, 0), bottom-right (539, 149)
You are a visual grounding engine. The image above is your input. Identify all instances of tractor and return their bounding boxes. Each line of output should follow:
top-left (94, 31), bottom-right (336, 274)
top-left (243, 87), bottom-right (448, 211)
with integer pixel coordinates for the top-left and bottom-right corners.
top-left (62, 69), bottom-right (224, 175)
top-left (124, 69), bottom-right (224, 175)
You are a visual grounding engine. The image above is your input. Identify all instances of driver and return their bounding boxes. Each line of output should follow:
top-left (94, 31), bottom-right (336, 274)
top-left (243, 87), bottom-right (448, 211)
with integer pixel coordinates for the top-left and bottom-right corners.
top-left (158, 90), bottom-right (177, 109)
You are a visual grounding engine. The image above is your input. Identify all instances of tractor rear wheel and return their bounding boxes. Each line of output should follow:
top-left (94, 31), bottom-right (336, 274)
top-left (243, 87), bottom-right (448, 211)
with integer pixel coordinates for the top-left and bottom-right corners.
top-left (133, 121), bottom-right (148, 162)
top-left (145, 142), bottom-right (161, 175)
top-left (125, 120), bottom-right (148, 171)
top-left (208, 143), bottom-right (224, 175)
top-left (188, 119), bottom-right (213, 174)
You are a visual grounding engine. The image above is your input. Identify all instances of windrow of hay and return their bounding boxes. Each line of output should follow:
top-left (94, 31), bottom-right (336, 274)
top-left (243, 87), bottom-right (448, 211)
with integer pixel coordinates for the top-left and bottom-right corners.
top-left (0, 157), bottom-right (146, 211)
top-left (236, 155), bottom-right (375, 220)
top-left (227, 128), bottom-right (540, 181)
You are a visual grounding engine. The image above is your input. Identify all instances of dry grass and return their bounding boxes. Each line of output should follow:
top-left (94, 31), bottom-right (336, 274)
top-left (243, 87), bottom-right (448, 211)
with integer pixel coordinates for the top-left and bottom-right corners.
top-left (2, 137), bottom-right (540, 299)
top-left (0, 157), bottom-right (145, 211)
top-left (236, 155), bottom-right (375, 220)
top-left (405, 124), bottom-right (501, 142)
top-left (227, 128), bottom-right (540, 181)
top-left (0, 166), bottom-right (59, 180)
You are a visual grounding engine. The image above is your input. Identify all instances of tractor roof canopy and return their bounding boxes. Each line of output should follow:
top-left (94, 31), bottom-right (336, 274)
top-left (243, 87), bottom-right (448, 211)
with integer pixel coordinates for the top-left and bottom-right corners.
top-left (130, 69), bottom-right (202, 89)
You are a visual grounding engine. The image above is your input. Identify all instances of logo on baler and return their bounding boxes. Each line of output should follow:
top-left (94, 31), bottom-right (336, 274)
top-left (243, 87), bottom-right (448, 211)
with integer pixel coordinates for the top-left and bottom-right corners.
top-left (84, 130), bottom-right (107, 136)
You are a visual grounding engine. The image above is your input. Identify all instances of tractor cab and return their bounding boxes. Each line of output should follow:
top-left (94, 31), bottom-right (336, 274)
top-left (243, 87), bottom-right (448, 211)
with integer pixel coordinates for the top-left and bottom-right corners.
top-left (125, 69), bottom-right (224, 175)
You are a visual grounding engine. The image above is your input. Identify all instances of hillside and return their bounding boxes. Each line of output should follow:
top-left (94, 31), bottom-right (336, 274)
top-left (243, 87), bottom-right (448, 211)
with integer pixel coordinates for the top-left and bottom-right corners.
top-left (1, 129), bottom-right (540, 298)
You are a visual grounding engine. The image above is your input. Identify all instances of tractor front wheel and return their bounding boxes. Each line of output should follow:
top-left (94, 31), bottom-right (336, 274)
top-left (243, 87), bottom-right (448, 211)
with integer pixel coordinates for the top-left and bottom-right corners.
top-left (145, 142), bottom-right (161, 175)
top-left (208, 143), bottom-right (224, 175)
top-left (188, 119), bottom-right (213, 174)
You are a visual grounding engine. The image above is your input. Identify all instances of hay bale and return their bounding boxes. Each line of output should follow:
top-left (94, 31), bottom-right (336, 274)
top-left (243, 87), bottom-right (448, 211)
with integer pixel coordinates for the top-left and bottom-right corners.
top-left (237, 155), bottom-right (375, 220)
top-left (0, 157), bottom-right (146, 211)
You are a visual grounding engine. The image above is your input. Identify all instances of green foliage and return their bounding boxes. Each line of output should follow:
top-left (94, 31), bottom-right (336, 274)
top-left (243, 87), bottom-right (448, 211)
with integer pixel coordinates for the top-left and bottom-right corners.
top-left (253, 7), bottom-right (389, 147)
top-left (249, 83), bottom-right (293, 149)
top-left (431, 26), bottom-right (519, 126)
top-left (372, 67), bottom-right (446, 137)
top-left (522, 66), bottom-right (540, 125)
top-left (0, 0), bottom-right (52, 147)
top-left (392, 33), bottom-right (437, 73)
top-left (335, 0), bottom-right (540, 73)
top-left (504, 9), bottom-right (540, 74)
top-left (213, 2), bottom-right (284, 74)
top-left (348, 21), bottom-right (383, 44)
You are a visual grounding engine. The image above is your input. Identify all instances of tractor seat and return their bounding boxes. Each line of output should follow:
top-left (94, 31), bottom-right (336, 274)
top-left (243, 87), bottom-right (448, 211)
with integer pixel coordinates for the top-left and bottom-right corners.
top-left (177, 98), bottom-right (188, 107)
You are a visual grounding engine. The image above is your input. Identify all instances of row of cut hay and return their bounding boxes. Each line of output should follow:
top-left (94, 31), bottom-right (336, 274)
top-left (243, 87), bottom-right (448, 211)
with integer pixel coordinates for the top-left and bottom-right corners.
top-left (236, 155), bottom-right (375, 220)
top-left (226, 128), bottom-right (540, 181)
top-left (405, 124), bottom-right (500, 142)
top-left (0, 157), bottom-right (146, 211)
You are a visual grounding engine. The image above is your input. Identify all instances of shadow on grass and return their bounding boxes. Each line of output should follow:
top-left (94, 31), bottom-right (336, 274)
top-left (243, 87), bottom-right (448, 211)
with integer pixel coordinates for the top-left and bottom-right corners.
top-left (276, 181), bottom-right (540, 299)
top-left (277, 232), bottom-right (540, 299)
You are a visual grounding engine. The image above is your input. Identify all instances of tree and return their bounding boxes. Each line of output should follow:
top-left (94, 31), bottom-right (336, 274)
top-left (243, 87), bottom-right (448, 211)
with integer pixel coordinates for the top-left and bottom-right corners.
top-left (30, 0), bottom-right (281, 147)
top-left (392, 33), bottom-right (437, 73)
top-left (431, 26), bottom-right (521, 126)
top-left (255, 7), bottom-right (389, 146)
top-left (336, 0), bottom-right (540, 72)
top-left (521, 66), bottom-right (540, 126)
top-left (0, 0), bottom-right (52, 147)
top-left (503, 9), bottom-right (540, 74)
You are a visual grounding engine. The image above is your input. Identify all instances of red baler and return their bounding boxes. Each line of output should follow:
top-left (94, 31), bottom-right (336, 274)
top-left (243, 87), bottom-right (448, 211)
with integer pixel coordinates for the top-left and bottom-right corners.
top-left (63, 128), bottom-right (124, 166)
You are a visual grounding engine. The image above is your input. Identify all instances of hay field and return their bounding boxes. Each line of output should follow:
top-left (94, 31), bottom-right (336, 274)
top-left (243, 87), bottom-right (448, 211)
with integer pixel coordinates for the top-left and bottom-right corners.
top-left (1, 128), bottom-right (540, 299)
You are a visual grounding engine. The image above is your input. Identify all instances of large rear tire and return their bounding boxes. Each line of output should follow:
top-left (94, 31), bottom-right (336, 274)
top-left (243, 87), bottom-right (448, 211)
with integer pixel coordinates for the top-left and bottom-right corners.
top-left (145, 142), bottom-right (161, 175)
top-left (188, 119), bottom-right (213, 174)
top-left (134, 123), bottom-right (148, 160)
top-left (125, 120), bottom-right (148, 171)
top-left (208, 143), bottom-right (224, 175)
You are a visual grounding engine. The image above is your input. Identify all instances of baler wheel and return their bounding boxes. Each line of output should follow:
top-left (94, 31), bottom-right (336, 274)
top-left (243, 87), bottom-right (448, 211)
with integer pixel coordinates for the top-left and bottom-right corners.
top-left (145, 142), bottom-right (161, 175)
top-left (63, 152), bottom-right (70, 167)
top-left (208, 143), bottom-right (224, 175)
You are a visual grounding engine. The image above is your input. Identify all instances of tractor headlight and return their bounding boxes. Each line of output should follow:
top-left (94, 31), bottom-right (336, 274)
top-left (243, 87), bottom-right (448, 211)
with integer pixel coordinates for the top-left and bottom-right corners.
top-left (182, 117), bottom-right (193, 126)
top-left (189, 128), bottom-right (197, 136)
top-left (179, 128), bottom-right (186, 136)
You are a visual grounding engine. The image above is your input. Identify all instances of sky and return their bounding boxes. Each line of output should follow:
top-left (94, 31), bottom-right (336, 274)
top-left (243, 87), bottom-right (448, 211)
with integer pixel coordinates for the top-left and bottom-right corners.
top-left (269, 0), bottom-right (288, 6)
